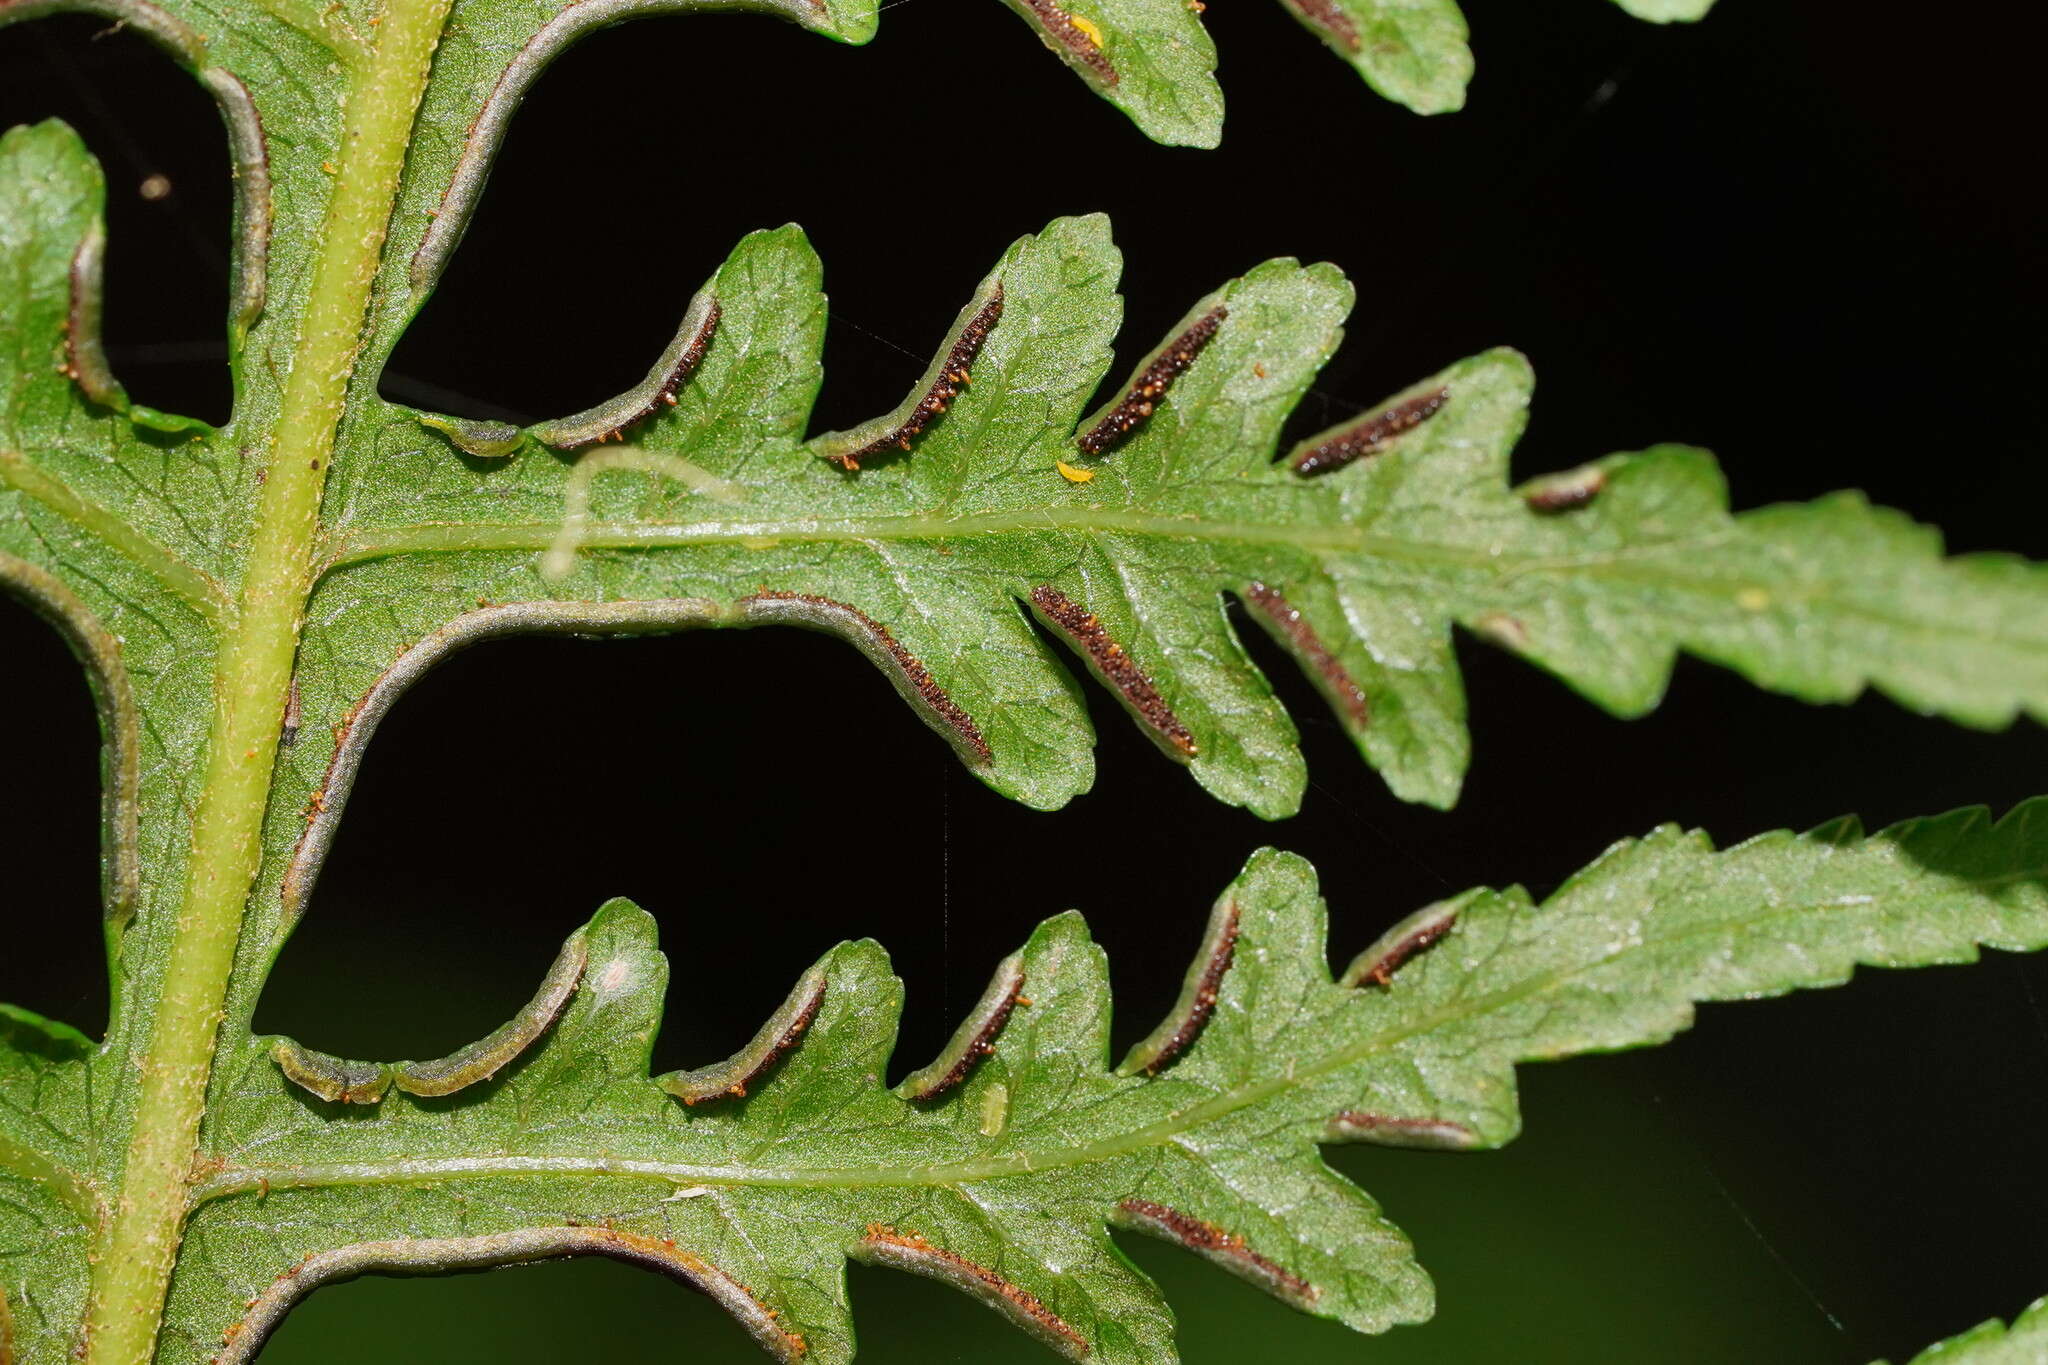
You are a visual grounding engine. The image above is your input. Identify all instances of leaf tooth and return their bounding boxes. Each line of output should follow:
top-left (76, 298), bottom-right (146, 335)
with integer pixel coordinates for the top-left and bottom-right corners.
top-left (1117, 893), bottom-right (1240, 1075)
top-left (530, 289), bottom-right (722, 450)
top-left (1027, 583), bottom-right (1196, 760)
top-left (895, 950), bottom-right (1026, 1101)
top-left (661, 965), bottom-right (829, 1106)
top-left (811, 274), bottom-right (1005, 471)
top-left (852, 1223), bottom-right (1092, 1360)
top-left (392, 925), bottom-right (590, 1096)
top-left (1285, 0), bottom-right (1473, 116)
top-left (1895, 1291), bottom-right (2048, 1363)
top-left (1112, 1197), bottom-right (1318, 1308)
top-left (1337, 898), bottom-right (1462, 989)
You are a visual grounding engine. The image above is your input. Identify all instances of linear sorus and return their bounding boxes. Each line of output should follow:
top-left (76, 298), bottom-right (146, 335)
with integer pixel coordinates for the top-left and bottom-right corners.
top-left (1015, 0), bottom-right (1119, 86)
top-left (897, 951), bottom-right (1026, 1100)
top-left (1339, 898), bottom-right (1462, 988)
top-left (1324, 1110), bottom-right (1481, 1150)
top-left (1028, 585), bottom-right (1197, 757)
top-left (1280, 0), bottom-right (1362, 51)
top-left (857, 1225), bottom-right (1089, 1359)
top-left (531, 293), bottom-right (722, 450)
top-left (1241, 583), bottom-right (1370, 727)
top-left (1119, 896), bottom-right (1239, 1074)
top-left (268, 1041), bottom-right (393, 1105)
top-left (214, 1227), bottom-right (805, 1365)
top-left (740, 592), bottom-right (992, 763)
top-left (393, 927), bottom-right (590, 1096)
top-left (269, 926), bottom-right (591, 1102)
top-left (281, 599), bottom-right (733, 927)
top-left (1522, 463), bottom-right (1609, 513)
top-left (1076, 305), bottom-right (1226, 455)
top-left (661, 965), bottom-right (827, 1104)
top-left (1287, 385), bottom-right (1450, 476)
top-left (64, 221), bottom-right (123, 408)
top-left (816, 279), bottom-right (1004, 470)
top-left (1114, 1199), bottom-right (1317, 1307)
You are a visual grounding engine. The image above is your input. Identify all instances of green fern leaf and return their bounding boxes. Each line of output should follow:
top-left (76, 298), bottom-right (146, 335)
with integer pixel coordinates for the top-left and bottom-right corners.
top-left (999, 0), bottom-right (1719, 142)
top-left (0, 2), bottom-right (2028, 1356)
top-left (97, 798), bottom-right (2047, 1362)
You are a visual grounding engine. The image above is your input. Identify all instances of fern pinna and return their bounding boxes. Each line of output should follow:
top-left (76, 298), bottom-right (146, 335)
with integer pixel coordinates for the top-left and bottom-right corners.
top-left (1, 0), bottom-right (2045, 1359)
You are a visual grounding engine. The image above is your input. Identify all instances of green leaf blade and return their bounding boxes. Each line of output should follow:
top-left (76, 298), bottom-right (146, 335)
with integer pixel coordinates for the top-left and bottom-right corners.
top-left (994, 0), bottom-right (1222, 149)
top-left (1340, 801), bottom-right (2048, 1149)
top-left (167, 802), bottom-right (2048, 1361)
top-left (295, 225), bottom-right (2048, 838)
top-left (988, 0), bottom-right (1714, 140)
top-left (1283, 0), bottom-right (1473, 114)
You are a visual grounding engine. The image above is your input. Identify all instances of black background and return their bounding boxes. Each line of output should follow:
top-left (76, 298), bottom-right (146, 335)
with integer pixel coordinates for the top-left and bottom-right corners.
top-left (2, 3), bottom-right (2046, 1360)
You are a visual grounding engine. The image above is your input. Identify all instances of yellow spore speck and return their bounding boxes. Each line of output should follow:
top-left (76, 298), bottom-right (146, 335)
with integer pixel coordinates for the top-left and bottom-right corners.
top-left (1736, 587), bottom-right (1771, 611)
top-left (1056, 458), bottom-right (1096, 484)
top-left (1071, 12), bottom-right (1104, 47)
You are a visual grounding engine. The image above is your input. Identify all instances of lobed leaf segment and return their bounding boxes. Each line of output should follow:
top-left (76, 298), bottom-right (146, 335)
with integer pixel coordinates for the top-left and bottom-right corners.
top-left (329, 208), bottom-right (2048, 827)
top-left (118, 797), bottom-right (2039, 1363)
top-left (994, 0), bottom-right (1718, 147)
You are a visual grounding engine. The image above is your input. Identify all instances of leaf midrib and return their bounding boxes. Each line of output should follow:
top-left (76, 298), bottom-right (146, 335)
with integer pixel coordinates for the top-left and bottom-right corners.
top-left (316, 505), bottom-right (2044, 658)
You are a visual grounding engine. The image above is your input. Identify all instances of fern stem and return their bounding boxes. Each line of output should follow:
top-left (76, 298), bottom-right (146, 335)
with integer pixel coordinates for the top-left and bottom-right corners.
top-left (80, 0), bottom-right (453, 1355)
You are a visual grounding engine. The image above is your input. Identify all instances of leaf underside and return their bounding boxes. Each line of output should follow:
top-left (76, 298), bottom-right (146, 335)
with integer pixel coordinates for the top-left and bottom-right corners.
top-left (0, 0), bottom-right (2034, 1358)
top-left (9, 109), bottom-right (2036, 862)
top-left (998, 0), bottom-right (1719, 147)
top-left (5, 801), bottom-right (2038, 1362)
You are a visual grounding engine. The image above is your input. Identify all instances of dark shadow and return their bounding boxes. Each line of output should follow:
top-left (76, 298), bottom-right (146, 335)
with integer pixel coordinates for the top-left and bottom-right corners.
top-left (0, 595), bottom-right (109, 1038)
top-left (382, 11), bottom-right (1042, 436)
top-left (254, 1253), bottom-right (800, 1364)
top-left (1620, 965), bottom-right (2048, 1363)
